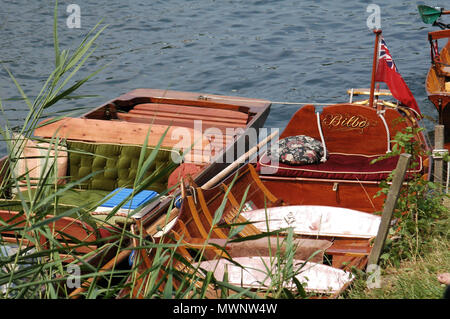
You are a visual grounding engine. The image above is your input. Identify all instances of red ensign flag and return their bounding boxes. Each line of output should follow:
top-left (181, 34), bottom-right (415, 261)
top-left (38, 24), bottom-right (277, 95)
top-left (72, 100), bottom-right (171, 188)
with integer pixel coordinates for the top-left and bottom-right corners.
top-left (375, 37), bottom-right (422, 117)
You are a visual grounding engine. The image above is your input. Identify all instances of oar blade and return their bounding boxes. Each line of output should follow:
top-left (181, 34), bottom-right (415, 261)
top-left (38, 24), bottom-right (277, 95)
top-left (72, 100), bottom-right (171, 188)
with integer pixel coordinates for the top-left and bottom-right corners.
top-left (418, 5), bottom-right (443, 24)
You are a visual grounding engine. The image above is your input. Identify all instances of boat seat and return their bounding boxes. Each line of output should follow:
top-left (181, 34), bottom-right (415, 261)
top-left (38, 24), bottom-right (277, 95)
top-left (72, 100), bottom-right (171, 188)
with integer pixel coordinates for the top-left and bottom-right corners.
top-left (127, 103), bottom-right (248, 123)
top-left (257, 151), bottom-right (423, 181)
top-left (117, 102), bottom-right (249, 134)
top-left (66, 141), bottom-right (178, 193)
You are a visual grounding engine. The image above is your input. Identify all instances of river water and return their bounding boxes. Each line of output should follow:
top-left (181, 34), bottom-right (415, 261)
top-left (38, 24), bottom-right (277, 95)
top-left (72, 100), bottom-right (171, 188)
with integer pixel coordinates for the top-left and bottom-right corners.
top-left (0, 0), bottom-right (443, 155)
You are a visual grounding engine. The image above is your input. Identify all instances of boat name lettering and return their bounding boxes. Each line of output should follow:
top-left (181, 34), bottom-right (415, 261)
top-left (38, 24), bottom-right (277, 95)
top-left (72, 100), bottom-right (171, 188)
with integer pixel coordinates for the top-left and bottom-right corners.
top-left (322, 114), bottom-right (371, 132)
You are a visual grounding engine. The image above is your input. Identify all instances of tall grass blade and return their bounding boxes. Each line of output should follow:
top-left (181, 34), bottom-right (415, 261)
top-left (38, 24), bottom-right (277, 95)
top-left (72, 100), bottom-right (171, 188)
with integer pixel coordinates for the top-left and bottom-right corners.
top-left (53, 0), bottom-right (60, 68)
top-left (3, 67), bottom-right (32, 110)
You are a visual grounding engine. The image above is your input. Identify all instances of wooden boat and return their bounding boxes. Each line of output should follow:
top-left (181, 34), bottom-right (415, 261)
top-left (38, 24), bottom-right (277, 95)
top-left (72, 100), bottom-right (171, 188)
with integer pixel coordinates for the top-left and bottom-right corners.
top-left (256, 100), bottom-right (429, 213)
top-left (0, 88), bottom-right (271, 262)
top-left (425, 29), bottom-right (450, 149)
top-left (121, 183), bottom-right (355, 298)
top-left (183, 99), bottom-right (429, 268)
top-left (102, 29), bottom-right (431, 298)
top-left (175, 164), bottom-right (377, 272)
top-left (183, 94), bottom-right (429, 228)
top-left (121, 91), bottom-right (430, 298)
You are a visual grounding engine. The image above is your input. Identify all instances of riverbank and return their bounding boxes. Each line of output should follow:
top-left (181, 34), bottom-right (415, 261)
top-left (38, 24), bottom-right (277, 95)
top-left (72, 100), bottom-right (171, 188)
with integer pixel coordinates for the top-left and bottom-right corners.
top-left (343, 197), bottom-right (449, 299)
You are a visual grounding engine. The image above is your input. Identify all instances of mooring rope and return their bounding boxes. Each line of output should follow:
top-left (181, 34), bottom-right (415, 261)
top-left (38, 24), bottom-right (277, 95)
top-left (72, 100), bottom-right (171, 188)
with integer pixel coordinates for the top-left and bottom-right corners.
top-left (316, 112), bottom-right (328, 162)
top-left (377, 110), bottom-right (391, 153)
top-left (198, 95), bottom-right (337, 105)
top-left (270, 101), bottom-right (336, 105)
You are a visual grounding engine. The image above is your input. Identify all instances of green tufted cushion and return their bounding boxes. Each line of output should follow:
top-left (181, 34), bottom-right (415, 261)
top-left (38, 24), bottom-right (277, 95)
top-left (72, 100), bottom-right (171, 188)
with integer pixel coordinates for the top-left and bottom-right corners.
top-left (67, 141), bottom-right (180, 193)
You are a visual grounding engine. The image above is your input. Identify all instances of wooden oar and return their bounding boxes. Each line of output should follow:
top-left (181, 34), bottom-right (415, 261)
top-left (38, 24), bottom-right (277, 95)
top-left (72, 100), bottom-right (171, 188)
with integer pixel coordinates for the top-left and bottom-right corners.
top-left (201, 130), bottom-right (278, 190)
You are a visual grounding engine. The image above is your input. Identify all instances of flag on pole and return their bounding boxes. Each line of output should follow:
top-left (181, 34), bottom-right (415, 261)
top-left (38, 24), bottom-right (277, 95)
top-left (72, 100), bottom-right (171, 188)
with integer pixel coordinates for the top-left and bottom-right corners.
top-left (375, 37), bottom-right (422, 117)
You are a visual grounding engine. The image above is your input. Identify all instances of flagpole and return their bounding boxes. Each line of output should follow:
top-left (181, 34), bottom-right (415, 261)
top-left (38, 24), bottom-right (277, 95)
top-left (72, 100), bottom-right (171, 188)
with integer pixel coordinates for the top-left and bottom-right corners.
top-left (369, 29), bottom-right (382, 109)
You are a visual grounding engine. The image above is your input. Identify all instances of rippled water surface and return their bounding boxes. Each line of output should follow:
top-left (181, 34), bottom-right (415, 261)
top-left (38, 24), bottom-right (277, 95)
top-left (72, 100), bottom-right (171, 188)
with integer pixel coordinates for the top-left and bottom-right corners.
top-left (0, 0), bottom-right (441, 155)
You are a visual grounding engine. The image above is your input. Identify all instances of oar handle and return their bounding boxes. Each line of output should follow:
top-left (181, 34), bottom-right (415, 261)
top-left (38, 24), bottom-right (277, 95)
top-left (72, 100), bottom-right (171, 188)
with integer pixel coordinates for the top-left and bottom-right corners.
top-left (442, 10), bottom-right (450, 15)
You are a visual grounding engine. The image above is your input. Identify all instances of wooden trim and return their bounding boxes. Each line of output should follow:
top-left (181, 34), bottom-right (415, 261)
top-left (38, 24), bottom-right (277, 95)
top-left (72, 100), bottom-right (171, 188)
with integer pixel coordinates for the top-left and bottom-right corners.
top-left (34, 117), bottom-right (212, 153)
top-left (126, 109), bottom-right (247, 125)
top-left (195, 187), bottom-right (228, 239)
top-left (221, 184), bottom-right (262, 237)
top-left (147, 97), bottom-right (251, 113)
top-left (259, 175), bottom-right (385, 185)
top-left (347, 88), bottom-right (392, 96)
top-left (186, 195), bottom-right (209, 238)
top-left (428, 29), bottom-right (450, 41)
top-left (133, 103), bottom-right (249, 121)
top-left (247, 165), bottom-right (279, 203)
top-left (326, 245), bottom-right (371, 256)
top-left (169, 228), bottom-right (199, 258)
top-left (123, 88), bottom-right (271, 109)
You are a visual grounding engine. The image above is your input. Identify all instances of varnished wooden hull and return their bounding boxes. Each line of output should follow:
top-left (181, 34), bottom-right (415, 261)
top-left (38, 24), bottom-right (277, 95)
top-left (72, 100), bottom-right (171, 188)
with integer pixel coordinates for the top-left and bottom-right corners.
top-left (425, 34), bottom-right (450, 148)
top-left (256, 102), bottom-right (429, 213)
top-left (76, 88), bottom-right (272, 222)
